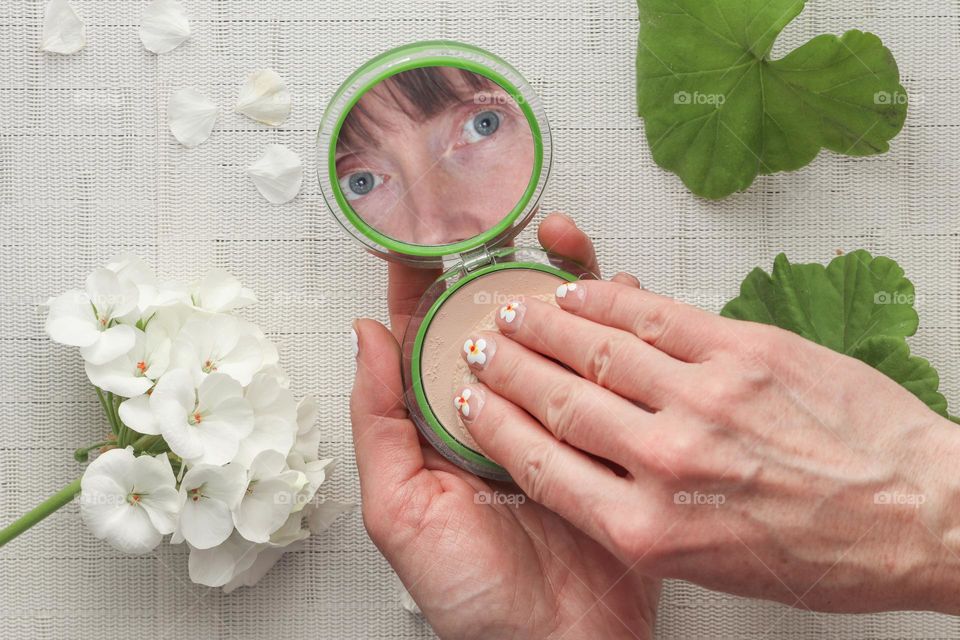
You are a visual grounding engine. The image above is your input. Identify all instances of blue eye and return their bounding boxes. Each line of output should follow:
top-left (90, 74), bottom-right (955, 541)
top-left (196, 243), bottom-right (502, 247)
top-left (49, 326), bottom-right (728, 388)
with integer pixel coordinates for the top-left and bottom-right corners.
top-left (463, 110), bottom-right (501, 143)
top-left (339, 171), bottom-right (382, 201)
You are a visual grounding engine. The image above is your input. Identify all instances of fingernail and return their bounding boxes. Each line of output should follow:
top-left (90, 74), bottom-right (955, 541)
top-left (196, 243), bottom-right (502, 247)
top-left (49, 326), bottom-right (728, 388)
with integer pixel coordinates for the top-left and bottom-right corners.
top-left (461, 334), bottom-right (495, 370)
top-left (555, 281), bottom-right (585, 308)
top-left (453, 386), bottom-right (484, 423)
top-left (495, 301), bottom-right (526, 333)
top-left (350, 322), bottom-right (359, 358)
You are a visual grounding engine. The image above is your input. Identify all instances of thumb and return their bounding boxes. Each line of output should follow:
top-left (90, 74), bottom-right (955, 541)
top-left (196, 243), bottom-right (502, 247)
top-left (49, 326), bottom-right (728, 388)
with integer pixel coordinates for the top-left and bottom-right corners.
top-left (350, 319), bottom-right (425, 504)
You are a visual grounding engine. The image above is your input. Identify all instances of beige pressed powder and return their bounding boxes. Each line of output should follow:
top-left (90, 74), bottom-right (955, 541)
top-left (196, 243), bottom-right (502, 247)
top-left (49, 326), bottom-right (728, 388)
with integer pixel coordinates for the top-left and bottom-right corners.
top-left (419, 267), bottom-right (566, 453)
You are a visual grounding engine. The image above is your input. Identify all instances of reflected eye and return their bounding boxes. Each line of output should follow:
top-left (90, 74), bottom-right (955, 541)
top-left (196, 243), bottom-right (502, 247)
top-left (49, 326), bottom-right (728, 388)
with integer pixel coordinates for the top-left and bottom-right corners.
top-left (339, 171), bottom-right (383, 201)
top-left (462, 110), bottom-right (501, 143)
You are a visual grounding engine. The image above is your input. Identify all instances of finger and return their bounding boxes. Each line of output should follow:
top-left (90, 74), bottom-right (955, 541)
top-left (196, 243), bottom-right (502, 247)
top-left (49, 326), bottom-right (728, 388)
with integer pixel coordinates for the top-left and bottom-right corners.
top-left (555, 279), bottom-right (731, 362)
top-left (537, 212), bottom-right (600, 276)
top-left (350, 319), bottom-right (425, 504)
top-left (460, 331), bottom-right (650, 466)
top-left (454, 382), bottom-right (628, 538)
top-left (387, 262), bottom-right (441, 342)
top-left (494, 298), bottom-right (688, 409)
top-left (611, 271), bottom-right (641, 288)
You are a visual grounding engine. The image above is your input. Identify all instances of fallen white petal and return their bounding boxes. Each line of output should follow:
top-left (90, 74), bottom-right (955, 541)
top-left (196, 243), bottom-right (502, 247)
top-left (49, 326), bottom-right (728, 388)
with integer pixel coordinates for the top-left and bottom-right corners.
top-left (235, 69), bottom-right (291, 126)
top-left (139, 0), bottom-right (191, 54)
top-left (247, 144), bottom-right (302, 204)
top-left (168, 88), bottom-right (218, 148)
top-left (40, 0), bottom-right (85, 55)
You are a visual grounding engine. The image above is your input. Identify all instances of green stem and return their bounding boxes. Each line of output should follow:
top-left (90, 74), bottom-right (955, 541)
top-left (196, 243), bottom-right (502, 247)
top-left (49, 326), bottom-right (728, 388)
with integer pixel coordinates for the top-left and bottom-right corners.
top-left (95, 388), bottom-right (119, 436)
top-left (131, 435), bottom-right (162, 452)
top-left (108, 392), bottom-right (128, 447)
top-left (0, 478), bottom-right (82, 548)
top-left (74, 441), bottom-right (111, 462)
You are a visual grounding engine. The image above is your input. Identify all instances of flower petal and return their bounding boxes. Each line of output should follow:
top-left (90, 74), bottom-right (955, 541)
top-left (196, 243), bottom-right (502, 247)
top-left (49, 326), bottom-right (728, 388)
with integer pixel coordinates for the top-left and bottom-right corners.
top-left (179, 493), bottom-right (234, 549)
top-left (44, 290), bottom-right (98, 347)
top-left (305, 499), bottom-right (352, 535)
top-left (118, 394), bottom-right (162, 435)
top-left (79, 324), bottom-right (137, 365)
top-left (247, 144), bottom-right (302, 204)
top-left (235, 69), bottom-right (291, 126)
top-left (188, 532), bottom-right (261, 587)
top-left (168, 88), bottom-right (218, 148)
top-left (40, 0), bottom-right (85, 54)
top-left (139, 0), bottom-right (190, 54)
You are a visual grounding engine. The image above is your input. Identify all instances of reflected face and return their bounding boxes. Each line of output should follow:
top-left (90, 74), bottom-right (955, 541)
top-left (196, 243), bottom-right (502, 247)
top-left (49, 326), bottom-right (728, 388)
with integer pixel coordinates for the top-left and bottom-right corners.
top-left (335, 67), bottom-right (535, 245)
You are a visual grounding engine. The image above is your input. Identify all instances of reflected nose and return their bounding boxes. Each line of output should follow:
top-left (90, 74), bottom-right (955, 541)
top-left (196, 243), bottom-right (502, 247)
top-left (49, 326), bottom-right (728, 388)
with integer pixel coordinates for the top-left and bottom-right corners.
top-left (403, 169), bottom-right (493, 246)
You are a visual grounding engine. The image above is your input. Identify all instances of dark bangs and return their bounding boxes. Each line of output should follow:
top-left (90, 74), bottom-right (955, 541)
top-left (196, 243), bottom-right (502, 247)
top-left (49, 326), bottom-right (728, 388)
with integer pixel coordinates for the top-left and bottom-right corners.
top-left (338, 68), bottom-right (493, 152)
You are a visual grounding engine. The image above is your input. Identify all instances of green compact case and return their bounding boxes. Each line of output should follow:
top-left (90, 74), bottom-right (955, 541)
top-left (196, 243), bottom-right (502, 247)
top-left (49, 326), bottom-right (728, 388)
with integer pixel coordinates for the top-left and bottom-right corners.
top-left (318, 41), bottom-right (594, 480)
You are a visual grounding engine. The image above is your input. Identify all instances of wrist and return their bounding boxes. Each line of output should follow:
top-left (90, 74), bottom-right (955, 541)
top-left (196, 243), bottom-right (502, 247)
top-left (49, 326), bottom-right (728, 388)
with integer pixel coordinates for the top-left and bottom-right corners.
top-left (898, 414), bottom-right (960, 613)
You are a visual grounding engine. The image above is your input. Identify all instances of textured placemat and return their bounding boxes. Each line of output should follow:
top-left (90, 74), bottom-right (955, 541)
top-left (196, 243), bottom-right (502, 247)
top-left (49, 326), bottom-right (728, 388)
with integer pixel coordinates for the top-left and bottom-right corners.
top-left (1, 0), bottom-right (959, 638)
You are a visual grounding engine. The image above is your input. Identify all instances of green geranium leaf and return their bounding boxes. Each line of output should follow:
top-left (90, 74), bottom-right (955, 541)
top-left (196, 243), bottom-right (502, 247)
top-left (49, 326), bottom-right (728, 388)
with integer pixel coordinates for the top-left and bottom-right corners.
top-left (636, 0), bottom-right (908, 199)
top-left (722, 251), bottom-right (949, 417)
top-left (849, 337), bottom-right (949, 418)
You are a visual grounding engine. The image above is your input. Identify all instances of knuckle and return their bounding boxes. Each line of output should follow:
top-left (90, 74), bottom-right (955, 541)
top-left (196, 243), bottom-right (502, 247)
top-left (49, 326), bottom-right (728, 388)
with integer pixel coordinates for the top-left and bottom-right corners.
top-left (542, 380), bottom-right (586, 443)
top-left (598, 511), bottom-right (665, 568)
top-left (632, 300), bottom-right (674, 345)
top-left (635, 424), bottom-right (708, 480)
top-left (583, 334), bottom-right (626, 387)
top-left (516, 439), bottom-right (562, 505)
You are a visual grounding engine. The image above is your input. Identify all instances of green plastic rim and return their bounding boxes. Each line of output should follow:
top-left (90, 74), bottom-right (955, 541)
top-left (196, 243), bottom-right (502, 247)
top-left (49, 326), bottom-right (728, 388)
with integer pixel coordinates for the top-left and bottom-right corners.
top-left (317, 41), bottom-right (552, 261)
top-left (410, 262), bottom-right (577, 475)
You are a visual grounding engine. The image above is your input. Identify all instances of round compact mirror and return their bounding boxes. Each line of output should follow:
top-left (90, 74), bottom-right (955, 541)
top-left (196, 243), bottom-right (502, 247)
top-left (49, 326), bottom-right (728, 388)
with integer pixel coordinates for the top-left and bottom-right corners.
top-left (319, 41), bottom-right (552, 263)
top-left (335, 67), bottom-right (534, 246)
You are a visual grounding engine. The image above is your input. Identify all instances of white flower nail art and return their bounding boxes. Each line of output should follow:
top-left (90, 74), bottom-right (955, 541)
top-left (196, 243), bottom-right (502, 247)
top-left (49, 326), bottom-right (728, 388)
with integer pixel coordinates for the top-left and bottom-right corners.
top-left (556, 282), bottom-right (578, 299)
top-left (454, 388), bottom-right (472, 418)
top-left (499, 303), bottom-right (518, 323)
top-left (463, 338), bottom-right (487, 366)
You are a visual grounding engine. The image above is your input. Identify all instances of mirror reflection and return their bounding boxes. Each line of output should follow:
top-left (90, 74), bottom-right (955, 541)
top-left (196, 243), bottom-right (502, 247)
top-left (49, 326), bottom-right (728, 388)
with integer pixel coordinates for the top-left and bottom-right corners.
top-left (335, 66), bottom-right (535, 245)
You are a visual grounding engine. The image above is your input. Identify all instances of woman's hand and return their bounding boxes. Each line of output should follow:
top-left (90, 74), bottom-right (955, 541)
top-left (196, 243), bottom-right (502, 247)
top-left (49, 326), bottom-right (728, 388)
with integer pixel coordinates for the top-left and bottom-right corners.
top-left (455, 278), bottom-right (960, 615)
top-left (351, 215), bottom-right (660, 639)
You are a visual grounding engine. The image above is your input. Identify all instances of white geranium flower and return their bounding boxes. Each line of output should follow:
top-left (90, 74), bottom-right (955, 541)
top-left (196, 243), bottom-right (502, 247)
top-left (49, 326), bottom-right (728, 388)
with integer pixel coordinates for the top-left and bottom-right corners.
top-left (174, 462), bottom-right (246, 549)
top-left (45, 268), bottom-right (139, 364)
top-left (235, 69), bottom-right (291, 126)
top-left (150, 369), bottom-right (254, 465)
top-left (171, 314), bottom-right (263, 386)
top-left (85, 324), bottom-right (171, 397)
top-left (233, 373), bottom-right (297, 467)
top-left (233, 450), bottom-right (306, 543)
top-left (40, 0), bottom-right (85, 54)
top-left (139, 0), bottom-right (190, 54)
top-left (189, 269), bottom-right (256, 313)
top-left (79, 448), bottom-right (178, 554)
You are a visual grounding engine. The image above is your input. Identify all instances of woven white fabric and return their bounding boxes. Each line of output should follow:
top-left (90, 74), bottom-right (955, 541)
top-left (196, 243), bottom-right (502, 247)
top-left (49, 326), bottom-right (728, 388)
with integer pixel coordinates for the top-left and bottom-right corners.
top-left (1, 0), bottom-right (959, 638)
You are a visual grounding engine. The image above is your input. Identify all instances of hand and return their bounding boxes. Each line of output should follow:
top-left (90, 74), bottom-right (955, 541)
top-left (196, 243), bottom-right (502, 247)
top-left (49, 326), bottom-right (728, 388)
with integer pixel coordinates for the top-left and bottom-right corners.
top-left (351, 215), bottom-right (660, 640)
top-left (454, 278), bottom-right (960, 615)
